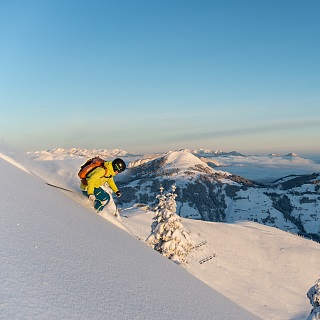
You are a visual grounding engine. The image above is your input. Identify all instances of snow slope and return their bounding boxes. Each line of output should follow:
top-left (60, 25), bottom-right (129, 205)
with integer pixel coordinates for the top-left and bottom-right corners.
top-left (1, 150), bottom-right (320, 319)
top-left (0, 156), bottom-right (259, 320)
top-left (121, 209), bottom-right (320, 320)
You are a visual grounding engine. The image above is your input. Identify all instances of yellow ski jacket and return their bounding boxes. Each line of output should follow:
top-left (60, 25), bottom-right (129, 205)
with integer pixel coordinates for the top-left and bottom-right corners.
top-left (80, 161), bottom-right (119, 195)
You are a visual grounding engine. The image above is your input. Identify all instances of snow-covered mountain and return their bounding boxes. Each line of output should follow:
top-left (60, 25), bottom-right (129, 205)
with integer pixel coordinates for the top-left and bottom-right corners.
top-left (112, 150), bottom-right (320, 241)
top-left (269, 152), bottom-right (299, 157)
top-left (1, 150), bottom-right (320, 320)
top-left (285, 152), bottom-right (299, 157)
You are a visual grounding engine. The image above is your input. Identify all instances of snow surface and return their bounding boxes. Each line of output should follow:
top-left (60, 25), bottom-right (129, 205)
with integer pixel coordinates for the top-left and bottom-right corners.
top-left (1, 150), bottom-right (320, 319)
top-left (0, 155), bottom-right (259, 320)
top-left (121, 209), bottom-right (320, 320)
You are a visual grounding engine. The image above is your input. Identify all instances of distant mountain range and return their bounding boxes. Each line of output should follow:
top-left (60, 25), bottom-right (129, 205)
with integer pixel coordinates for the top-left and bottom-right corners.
top-left (269, 152), bottom-right (299, 157)
top-left (29, 147), bottom-right (248, 159)
top-left (178, 148), bottom-right (246, 157)
top-left (30, 147), bottom-right (302, 159)
top-left (28, 147), bottom-right (129, 158)
top-left (31, 147), bottom-right (302, 159)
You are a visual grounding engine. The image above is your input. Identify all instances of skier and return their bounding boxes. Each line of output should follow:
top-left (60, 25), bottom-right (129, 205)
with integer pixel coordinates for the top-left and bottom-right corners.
top-left (80, 158), bottom-right (126, 212)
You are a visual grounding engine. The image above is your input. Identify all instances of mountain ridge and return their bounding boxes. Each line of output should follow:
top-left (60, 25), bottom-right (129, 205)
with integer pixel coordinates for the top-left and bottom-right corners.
top-left (115, 150), bottom-right (320, 241)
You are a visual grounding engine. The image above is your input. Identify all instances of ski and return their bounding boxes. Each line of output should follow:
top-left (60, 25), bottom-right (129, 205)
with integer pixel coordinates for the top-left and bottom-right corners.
top-left (45, 183), bottom-right (75, 193)
top-left (46, 182), bottom-right (120, 220)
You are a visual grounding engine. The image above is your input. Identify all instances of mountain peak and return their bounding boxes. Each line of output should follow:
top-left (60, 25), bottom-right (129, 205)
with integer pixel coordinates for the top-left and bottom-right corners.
top-left (165, 150), bottom-right (209, 169)
top-left (285, 152), bottom-right (299, 157)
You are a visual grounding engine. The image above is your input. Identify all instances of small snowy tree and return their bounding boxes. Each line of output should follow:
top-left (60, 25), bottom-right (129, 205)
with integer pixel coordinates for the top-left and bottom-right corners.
top-left (307, 278), bottom-right (320, 320)
top-left (146, 185), bottom-right (193, 263)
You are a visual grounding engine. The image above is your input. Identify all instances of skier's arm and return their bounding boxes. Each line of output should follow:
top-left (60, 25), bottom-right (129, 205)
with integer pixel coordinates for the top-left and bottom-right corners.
top-left (106, 177), bottom-right (119, 194)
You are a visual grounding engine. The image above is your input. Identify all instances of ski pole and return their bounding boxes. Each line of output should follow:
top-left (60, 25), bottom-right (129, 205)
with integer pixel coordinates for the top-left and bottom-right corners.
top-left (45, 183), bottom-right (77, 193)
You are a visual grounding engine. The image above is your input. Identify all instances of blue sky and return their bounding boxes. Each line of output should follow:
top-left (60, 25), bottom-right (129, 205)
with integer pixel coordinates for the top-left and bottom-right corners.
top-left (0, 0), bottom-right (319, 155)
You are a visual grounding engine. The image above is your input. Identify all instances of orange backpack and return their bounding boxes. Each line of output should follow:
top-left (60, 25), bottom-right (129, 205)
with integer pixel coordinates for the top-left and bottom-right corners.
top-left (78, 157), bottom-right (106, 185)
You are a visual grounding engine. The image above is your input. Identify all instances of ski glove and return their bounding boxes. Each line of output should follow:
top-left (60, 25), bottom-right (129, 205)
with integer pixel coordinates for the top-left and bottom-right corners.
top-left (115, 191), bottom-right (122, 198)
top-left (88, 194), bottom-right (96, 201)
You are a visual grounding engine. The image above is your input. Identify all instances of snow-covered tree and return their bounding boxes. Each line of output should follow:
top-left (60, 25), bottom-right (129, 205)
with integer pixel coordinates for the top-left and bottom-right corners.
top-left (307, 278), bottom-right (320, 320)
top-left (146, 185), bottom-right (193, 263)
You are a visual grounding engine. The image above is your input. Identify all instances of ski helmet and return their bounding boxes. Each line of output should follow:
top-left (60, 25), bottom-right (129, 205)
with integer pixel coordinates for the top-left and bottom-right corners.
top-left (112, 158), bottom-right (126, 173)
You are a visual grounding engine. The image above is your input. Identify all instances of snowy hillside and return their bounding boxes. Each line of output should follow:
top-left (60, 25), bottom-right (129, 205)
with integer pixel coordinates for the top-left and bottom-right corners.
top-left (121, 208), bottom-right (320, 320)
top-left (1, 150), bottom-right (320, 319)
top-left (107, 150), bottom-right (320, 241)
top-left (0, 155), bottom-right (259, 320)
